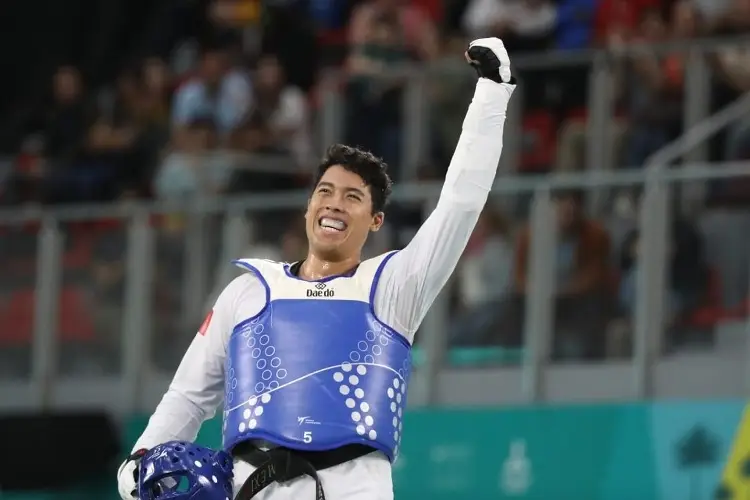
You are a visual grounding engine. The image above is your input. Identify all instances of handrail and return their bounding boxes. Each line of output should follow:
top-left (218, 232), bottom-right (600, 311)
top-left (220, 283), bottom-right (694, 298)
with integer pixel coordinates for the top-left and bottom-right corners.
top-left (1, 160), bottom-right (750, 224)
top-left (321, 34), bottom-right (750, 78)
top-left (511, 34), bottom-right (750, 70)
top-left (646, 91), bottom-right (750, 168)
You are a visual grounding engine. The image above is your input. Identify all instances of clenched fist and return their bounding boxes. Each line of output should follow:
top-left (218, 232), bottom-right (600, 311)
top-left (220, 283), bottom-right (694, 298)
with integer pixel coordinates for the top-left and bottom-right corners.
top-left (465, 38), bottom-right (515, 85)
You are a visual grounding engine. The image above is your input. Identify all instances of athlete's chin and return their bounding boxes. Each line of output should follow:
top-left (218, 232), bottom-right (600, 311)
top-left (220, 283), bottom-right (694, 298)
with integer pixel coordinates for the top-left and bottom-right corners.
top-left (311, 238), bottom-right (345, 254)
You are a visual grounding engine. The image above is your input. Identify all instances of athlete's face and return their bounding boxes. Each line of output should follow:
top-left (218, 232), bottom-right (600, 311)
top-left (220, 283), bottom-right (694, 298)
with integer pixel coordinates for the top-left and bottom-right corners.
top-left (305, 165), bottom-right (384, 260)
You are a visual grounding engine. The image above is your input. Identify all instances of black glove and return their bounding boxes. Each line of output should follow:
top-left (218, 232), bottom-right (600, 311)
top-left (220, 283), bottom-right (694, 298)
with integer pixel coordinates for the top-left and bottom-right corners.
top-left (465, 38), bottom-right (516, 85)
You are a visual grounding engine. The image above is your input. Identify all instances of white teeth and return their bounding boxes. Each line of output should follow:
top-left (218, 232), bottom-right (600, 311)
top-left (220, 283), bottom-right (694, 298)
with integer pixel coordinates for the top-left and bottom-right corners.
top-left (320, 217), bottom-right (346, 231)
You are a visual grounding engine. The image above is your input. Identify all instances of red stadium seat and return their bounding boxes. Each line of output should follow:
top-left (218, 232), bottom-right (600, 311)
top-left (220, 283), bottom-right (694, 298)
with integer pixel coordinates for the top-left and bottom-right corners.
top-left (0, 286), bottom-right (95, 346)
top-left (681, 268), bottom-right (725, 329)
top-left (520, 111), bottom-right (557, 172)
top-left (0, 288), bottom-right (34, 345)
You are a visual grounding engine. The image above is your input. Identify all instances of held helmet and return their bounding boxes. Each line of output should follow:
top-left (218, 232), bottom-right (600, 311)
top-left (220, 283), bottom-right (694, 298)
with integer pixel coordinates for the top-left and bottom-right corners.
top-left (138, 441), bottom-right (234, 500)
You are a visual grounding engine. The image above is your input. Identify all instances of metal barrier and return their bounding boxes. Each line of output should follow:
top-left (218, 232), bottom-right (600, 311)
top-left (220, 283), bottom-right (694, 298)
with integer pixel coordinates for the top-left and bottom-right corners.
top-left (2, 162), bottom-right (750, 412)
top-left (4, 36), bottom-right (750, 412)
top-left (319, 35), bottom-right (750, 180)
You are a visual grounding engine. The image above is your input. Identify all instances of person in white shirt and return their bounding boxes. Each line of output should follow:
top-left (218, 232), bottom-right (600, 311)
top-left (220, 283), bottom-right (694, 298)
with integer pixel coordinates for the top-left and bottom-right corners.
top-left (118, 37), bottom-right (516, 500)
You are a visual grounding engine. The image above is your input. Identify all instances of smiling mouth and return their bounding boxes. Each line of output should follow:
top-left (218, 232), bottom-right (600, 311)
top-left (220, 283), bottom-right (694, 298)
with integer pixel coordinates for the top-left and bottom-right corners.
top-left (318, 216), bottom-right (347, 233)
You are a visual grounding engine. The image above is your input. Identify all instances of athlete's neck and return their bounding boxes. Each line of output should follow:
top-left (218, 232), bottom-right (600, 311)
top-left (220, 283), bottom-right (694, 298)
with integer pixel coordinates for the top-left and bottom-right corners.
top-left (298, 253), bottom-right (361, 280)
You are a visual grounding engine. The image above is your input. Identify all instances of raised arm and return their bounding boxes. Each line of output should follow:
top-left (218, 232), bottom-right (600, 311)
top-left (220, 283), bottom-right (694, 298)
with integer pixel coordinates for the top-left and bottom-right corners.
top-left (374, 39), bottom-right (516, 342)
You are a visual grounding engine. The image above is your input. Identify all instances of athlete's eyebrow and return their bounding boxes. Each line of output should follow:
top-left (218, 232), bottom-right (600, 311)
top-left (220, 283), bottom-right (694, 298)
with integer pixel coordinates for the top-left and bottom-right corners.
top-left (317, 182), bottom-right (366, 198)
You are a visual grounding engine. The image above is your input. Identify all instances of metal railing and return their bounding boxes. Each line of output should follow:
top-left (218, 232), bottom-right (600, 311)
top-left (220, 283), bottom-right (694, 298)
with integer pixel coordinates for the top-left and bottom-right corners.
top-left (3, 36), bottom-right (750, 411)
top-left (318, 35), bottom-right (750, 181)
top-left (2, 162), bottom-right (750, 411)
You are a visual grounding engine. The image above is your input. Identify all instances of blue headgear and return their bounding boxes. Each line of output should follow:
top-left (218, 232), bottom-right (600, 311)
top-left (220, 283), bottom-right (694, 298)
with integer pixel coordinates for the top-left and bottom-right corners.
top-left (137, 441), bottom-right (234, 500)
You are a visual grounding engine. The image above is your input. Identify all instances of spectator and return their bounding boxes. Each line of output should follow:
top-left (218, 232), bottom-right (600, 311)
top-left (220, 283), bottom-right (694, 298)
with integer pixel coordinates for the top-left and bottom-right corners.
top-left (38, 66), bottom-right (99, 203)
top-left (450, 208), bottom-right (515, 346)
top-left (502, 190), bottom-right (612, 360)
top-left (171, 45), bottom-right (252, 143)
top-left (555, 0), bottom-right (596, 50)
top-left (141, 57), bottom-right (173, 129)
top-left (711, 0), bottom-right (750, 161)
top-left (693, 0), bottom-right (734, 29)
top-left (593, 0), bottom-right (659, 46)
top-left (617, 217), bottom-right (710, 350)
top-left (43, 66), bottom-right (91, 164)
top-left (345, 0), bottom-right (439, 173)
top-left (210, 0), bottom-right (262, 33)
top-left (621, 7), bottom-right (685, 168)
top-left (280, 218), bottom-right (307, 263)
top-left (459, 208), bottom-right (514, 310)
top-left (262, 0), bottom-right (320, 92)
top-left (349, 0), bottom-right (439, 62)
top-left (549, 0), bottom-right (596, 124)
top-left (462, 0), bottom-right (556, 52)
top-left (246, 54), bottom-right (312, 165)
top-left (85, 69), bottom-right (161, 198)
top-left (430, 35), bottom-right (476, 167)
top-left (153, 117), bottom-right (233, 199)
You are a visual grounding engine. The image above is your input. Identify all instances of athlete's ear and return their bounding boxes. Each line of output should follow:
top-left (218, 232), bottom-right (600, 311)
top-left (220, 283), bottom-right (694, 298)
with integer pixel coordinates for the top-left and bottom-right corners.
top-left (370, 212), bottom-right (384, 232)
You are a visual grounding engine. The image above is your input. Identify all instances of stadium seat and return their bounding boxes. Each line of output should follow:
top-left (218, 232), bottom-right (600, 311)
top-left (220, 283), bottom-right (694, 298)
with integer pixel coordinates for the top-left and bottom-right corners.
top-left (681, 267), bottom-right (725, 329)
top-left (0, 286), bottom-right (95, 345)
top-left (520, 111), bottom-right (556, 172)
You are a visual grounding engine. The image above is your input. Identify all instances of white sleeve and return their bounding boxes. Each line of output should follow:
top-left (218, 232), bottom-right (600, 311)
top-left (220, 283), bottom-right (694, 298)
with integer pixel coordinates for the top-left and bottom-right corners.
top-left (132, 273), bottom-right (262, 451)
top-left (374, 79), bottom-right (514, 342)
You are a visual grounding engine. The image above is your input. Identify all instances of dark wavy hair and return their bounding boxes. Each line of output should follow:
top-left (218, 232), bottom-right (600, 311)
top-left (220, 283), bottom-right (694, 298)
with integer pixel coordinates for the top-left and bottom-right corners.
top-left (312, 144), bottom-right (394, 214)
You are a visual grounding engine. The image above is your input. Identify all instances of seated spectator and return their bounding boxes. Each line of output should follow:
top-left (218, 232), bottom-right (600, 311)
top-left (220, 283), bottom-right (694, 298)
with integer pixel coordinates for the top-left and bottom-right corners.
top-left (4, 135), bottom-right (45, 205)
top-left (245, 54), bottom-right (312, 165)
top-left (500, 190), bottom-right (613, 360)
top-left (140, 57), bottom-right (173, 130)
top-left (693, 0), bottom-right (734, 30)
top-left (555, 0), bottom-right (596, 50)
top-left (210, 0), bottom-right (262, 30)
top-left (153, 117), bottom-right (233, 199)
top-left (346, 0), bottom-right (438, 173)
top-left (593, 0), bottom-right (658, 46)
top-left (280, 218), bottom-right (307, 263)
top-left (36, 66), bottom-right (99, 203)
top-left (261, 0), bottom-right (320, 92)
top-left (85, 69), bottom-right (165, 197)
top-left (171, 44), bottom-right (252, 143)
top-left (621, 6), bottom-right (695, 168)
top-left (462, 0), bottom-right (556, 52)
top-left (349, 0), bottom-right (438, 61)
top-left (548, 0), bottom-right (596, 122)
top-left (430, 35), bottom-right (476, 167)
top-left (710, 0), bottom-right (750, 161)
top-left (450, 208), bottom-right (515, 346)
top-left (616, 217), bottom-right (710, 352)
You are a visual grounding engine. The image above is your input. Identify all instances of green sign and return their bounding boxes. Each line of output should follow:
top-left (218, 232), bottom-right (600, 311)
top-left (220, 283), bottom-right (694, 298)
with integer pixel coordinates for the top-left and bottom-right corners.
top-left (122, 401), bottom-right (745, 499)
top-left (6, 401), bottom-right (745, 499)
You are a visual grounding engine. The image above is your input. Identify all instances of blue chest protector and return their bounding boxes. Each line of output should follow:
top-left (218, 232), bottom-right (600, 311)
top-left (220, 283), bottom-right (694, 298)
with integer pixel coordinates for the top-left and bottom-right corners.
top-left (223, 252), bottom-right (411, 462)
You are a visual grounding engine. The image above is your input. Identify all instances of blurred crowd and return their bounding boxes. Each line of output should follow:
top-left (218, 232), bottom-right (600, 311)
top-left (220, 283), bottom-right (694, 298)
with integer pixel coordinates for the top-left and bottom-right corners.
top-left (2, 0), bottom-right (750, 376)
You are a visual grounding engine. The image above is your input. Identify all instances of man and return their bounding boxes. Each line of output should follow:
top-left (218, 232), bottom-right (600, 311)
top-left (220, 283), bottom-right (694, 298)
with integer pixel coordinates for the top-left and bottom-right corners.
top-left (118, 37), bottom-right (515, 500)
top-left (512, 189), bottom-right (612, 359)
top-left (171, 45), bottom-right (252, 140)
